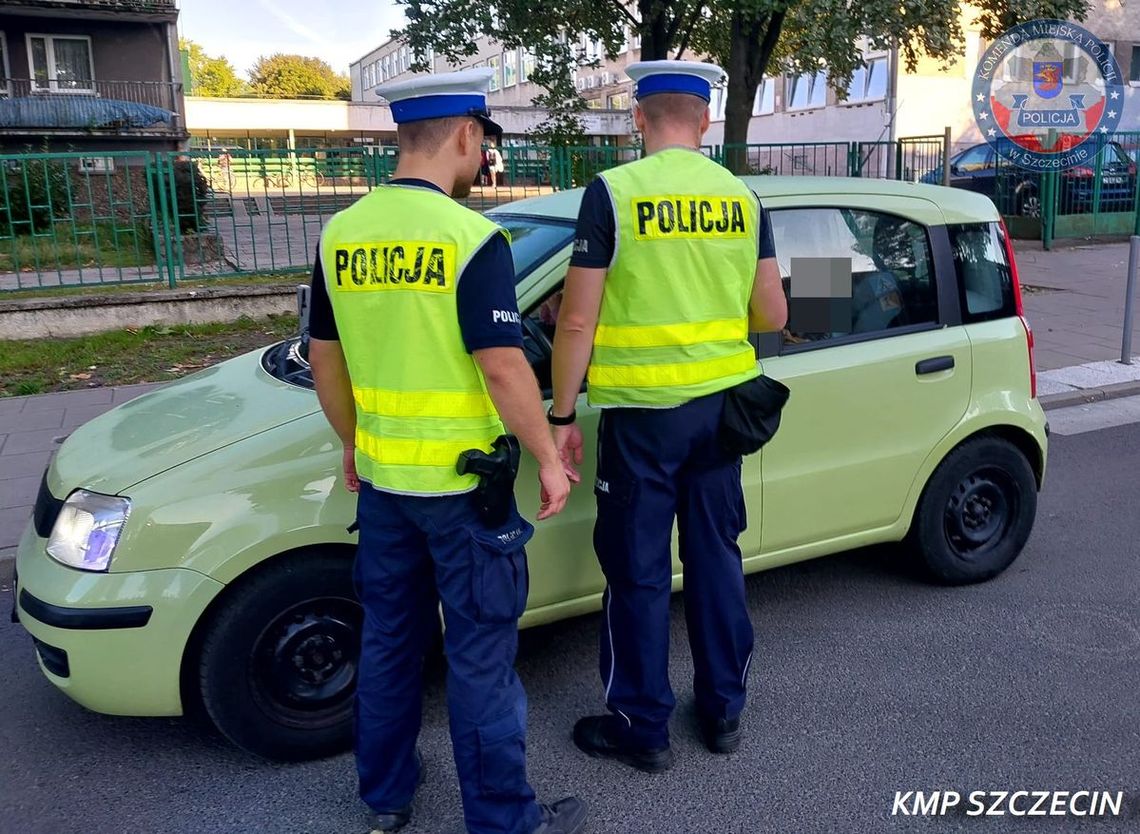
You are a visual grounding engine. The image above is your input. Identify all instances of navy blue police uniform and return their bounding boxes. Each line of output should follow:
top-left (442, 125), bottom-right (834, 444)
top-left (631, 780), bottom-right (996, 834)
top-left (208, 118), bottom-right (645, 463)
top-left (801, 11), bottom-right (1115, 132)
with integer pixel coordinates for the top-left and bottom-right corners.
top-left (310, 177), bottom-right (541, 834)
top-left (570, 181), bottom-right (776, 755)
top-left (566, 61), bottom-right (779, 765)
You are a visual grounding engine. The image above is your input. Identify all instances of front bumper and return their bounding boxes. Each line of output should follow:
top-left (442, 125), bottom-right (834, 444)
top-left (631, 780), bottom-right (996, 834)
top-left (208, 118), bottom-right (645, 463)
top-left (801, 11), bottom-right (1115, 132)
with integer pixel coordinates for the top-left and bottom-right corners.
top-left (13, 521), bottom-right (224, 717)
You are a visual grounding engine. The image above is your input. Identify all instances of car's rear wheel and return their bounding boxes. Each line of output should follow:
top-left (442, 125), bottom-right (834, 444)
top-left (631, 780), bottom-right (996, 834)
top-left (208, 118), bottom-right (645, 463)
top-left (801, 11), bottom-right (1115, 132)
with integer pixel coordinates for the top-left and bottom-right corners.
top-left (908, 436), bottom-right (1037, 584)
top-left (197, 551), bottom-right (362, 761)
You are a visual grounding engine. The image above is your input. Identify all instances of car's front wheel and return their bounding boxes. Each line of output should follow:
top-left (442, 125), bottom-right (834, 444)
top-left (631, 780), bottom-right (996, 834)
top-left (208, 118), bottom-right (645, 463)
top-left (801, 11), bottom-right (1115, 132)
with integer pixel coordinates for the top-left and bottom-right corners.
top-left (197, 551), bottom-right (362, 761)
top-left (908, 436), bottom-right (1038, 584)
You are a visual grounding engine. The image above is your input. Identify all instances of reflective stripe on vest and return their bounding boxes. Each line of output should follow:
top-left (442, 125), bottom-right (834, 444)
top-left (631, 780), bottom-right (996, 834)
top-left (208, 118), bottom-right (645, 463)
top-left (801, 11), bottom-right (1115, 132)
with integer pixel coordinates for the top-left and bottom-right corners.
top-left (591, 149), bottom-right (761, 408)
top-left (321, 185), bottom-right (506, 495)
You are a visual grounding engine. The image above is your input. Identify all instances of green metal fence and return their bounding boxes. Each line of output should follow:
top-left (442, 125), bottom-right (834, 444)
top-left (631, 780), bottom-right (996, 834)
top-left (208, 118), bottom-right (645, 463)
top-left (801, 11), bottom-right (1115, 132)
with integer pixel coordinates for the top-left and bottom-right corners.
top-left (991, 131), bottom-right (1140, 248)
top-left (7, 131), bottom-right (1133, 290)
top-left (0, 151), bottom-right (165, 291)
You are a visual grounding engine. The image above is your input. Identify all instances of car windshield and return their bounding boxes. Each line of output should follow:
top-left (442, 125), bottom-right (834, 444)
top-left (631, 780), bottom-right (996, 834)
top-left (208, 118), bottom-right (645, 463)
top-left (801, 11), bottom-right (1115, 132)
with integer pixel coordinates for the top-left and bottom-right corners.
top-left (491, 214), bottom-right (576, 283)
top-left (267, 213), bottom-right (574, 388)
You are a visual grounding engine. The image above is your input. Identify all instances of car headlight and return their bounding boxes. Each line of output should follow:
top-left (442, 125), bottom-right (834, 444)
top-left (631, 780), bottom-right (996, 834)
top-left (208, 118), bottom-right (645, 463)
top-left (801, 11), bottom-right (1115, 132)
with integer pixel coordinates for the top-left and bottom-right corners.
top-left (46, 490), bottom-right (131, 572)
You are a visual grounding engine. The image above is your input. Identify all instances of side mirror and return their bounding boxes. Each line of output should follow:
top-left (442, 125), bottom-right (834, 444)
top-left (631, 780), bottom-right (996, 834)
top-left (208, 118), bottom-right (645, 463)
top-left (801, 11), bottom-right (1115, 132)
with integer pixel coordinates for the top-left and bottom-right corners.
top-left (296, 285), bottom-right (311, 335)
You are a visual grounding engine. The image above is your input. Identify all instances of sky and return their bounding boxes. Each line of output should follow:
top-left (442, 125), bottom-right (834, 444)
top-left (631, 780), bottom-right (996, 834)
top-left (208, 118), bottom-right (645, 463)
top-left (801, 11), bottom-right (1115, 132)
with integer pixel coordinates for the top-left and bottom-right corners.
top-left (179, 0), bottom-right (407, 77)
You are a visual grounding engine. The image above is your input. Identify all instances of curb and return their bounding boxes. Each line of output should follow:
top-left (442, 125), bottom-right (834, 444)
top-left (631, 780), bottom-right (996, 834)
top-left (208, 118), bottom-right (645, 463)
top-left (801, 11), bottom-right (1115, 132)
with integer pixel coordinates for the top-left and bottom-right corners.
top-left (1039, 380), bottom-right (1140, 411)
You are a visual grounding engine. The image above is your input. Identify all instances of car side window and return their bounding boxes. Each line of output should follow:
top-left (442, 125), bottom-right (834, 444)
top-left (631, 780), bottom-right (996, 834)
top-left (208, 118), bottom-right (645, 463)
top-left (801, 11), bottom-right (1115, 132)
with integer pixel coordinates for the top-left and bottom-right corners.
top-left (948, 222), bottom-right (1016, 321)
top-left (520, 288), bottom-right (562, 395)
top-left (769, 207), bottom-right (939, 349)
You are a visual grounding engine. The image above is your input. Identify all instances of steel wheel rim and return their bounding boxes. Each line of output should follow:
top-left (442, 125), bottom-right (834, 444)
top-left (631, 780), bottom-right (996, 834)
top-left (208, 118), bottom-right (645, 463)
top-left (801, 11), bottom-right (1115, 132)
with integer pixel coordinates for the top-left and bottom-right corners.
top-left (250, 596), bottom-right (362, 729)
top-left (944, 467), bottom-right (1016, 559)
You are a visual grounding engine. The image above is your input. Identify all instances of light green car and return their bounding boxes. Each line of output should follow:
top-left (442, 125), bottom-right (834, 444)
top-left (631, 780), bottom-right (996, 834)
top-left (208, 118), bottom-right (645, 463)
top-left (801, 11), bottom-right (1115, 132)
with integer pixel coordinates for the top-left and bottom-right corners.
top-left (14, 177), bottom-right (1048, 761)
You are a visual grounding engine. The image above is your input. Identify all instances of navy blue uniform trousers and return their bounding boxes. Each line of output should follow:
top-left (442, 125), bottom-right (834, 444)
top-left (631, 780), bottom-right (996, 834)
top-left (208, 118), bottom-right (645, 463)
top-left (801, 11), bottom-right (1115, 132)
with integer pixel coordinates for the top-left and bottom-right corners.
top-left (353, 483), bottom-right (541, 834)
top-left (594, 390), bottom-right (755, 749)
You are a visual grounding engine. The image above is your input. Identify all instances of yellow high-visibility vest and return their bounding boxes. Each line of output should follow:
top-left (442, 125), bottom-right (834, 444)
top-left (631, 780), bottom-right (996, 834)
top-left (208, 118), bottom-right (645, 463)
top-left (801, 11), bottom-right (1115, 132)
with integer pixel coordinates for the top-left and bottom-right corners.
top-left (590, 148), bottom-right (761, 407)
top-left (321, 185), bottom-right (507, 494)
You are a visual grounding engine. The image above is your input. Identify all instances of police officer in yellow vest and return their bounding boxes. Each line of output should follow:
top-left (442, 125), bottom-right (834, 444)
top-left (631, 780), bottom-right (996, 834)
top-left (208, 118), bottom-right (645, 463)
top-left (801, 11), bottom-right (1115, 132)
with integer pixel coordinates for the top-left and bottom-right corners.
top-left (308, 68), bottom-right (586, 834)
top-left (550, 60), bottom-right (788, 770)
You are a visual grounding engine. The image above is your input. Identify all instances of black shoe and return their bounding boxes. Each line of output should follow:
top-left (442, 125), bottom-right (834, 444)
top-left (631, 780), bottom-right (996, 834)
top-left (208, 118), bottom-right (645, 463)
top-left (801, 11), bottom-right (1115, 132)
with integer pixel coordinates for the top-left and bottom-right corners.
top-left (573, 715), bottom-right (673, 773)
top-left (369, 750), bottom-right (424, 833)
top-left (533, 796), bottom-right (588, 834)
top-left (699, 715), bottom-right (742, 754)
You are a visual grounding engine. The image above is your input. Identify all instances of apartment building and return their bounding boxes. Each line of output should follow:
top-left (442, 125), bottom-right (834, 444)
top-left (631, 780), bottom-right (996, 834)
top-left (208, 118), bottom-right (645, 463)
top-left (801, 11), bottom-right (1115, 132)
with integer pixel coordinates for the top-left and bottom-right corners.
top-left (349, 30), bottom-right (638, 139)
top-left (0, 0), bottom-right (187, 152)
top-left (350, 0), bottom-right (1137, 154)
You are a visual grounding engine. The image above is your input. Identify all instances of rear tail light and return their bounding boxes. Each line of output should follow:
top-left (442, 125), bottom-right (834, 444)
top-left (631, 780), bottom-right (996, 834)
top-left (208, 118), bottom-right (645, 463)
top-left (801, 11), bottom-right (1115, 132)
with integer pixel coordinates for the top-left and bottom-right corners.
top-left (999, 218), bottom-right (1036, 398)
top-left (1064, 166), bottom-right (1095, 178)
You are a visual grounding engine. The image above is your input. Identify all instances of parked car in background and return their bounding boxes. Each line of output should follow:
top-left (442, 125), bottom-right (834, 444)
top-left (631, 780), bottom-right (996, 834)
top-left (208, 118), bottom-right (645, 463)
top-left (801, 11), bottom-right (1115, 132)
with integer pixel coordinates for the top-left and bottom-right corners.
top-left (14, 178), bottom-right (1048, 763)
top-left (923, 135), bottom-right (1137, 217)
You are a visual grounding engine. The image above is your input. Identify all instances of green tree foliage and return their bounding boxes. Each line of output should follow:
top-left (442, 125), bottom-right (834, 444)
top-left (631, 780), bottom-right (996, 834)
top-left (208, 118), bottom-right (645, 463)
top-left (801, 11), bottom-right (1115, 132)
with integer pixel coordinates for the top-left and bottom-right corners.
top-left (694, 0), bottom-right (1089, 170)
top-left (249, 54), bottom-right (352, 100)
top-left (181, 38), bottom-right (246, 98)
top-left (400, 0), bottom-right (1090, 168)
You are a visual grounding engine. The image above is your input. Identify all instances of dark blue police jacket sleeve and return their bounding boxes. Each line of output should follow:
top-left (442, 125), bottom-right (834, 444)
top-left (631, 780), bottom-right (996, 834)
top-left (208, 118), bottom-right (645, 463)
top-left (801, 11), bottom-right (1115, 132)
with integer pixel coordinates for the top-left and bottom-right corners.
top-left (308, 244), bottom-right (340, 340)
top-left (457, 232), bottom-right (525, 353)
top-left (569, 178), bottom-right (616, 269)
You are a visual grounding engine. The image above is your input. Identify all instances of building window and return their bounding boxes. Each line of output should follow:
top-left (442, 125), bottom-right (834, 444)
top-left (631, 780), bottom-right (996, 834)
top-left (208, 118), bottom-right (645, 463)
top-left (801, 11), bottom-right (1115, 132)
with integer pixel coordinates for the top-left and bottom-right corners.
top-left (585, 97), bottom-right (603, 109)
top-left (521, 49), bottom-right (536, 83)
top-left (631, 30), bottom-right (641, 50)
top-left (488, 55), bottom-right (501, 91)
top-left (504, 49), bottom-right (518, 88)
top-left (382, 56), bottom-right (389, 80)
top-left (402, 47), bottom-right (410, 72)
top-left (787, 69), bottom-right (827, 110)
top-left (27, 34), bottom-right (94, 92)
top-left (0, 33), bottom-right (10, 97)
top-left (607, 92), bottom-right (630, 109)
top-left (1131, 45), bottom-right (1140, 83)
top-left (753, 79), bottom-right (775, 115)
top-left (845, 57), bottom-right (888, 102)
top-left (618, 27), bottom-right (629, 54)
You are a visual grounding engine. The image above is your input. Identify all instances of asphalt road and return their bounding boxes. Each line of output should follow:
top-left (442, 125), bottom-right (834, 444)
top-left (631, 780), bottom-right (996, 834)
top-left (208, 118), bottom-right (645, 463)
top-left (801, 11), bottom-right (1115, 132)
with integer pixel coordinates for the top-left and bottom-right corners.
top-left (2, 420), bottom-right (1139, 834)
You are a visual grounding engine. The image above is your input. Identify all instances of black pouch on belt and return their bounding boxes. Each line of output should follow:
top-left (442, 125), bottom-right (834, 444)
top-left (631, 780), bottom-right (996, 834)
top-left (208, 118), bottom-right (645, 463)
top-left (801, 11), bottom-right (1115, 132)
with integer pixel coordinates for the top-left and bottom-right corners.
top-left (718, 374), bottom-right (791, 456)
top-left (456, 435), bottom-right (522, 526)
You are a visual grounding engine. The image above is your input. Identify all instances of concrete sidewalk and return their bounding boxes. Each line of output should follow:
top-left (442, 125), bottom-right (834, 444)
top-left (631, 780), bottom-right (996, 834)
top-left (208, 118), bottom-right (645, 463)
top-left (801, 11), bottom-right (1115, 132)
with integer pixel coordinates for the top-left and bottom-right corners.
top-left (1014, 239), bottom-right (1139, 371)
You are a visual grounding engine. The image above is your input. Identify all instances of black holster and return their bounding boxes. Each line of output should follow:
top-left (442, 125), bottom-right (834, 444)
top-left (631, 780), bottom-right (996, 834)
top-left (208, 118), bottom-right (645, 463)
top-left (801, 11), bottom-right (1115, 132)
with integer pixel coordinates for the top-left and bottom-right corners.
top-left (456, 435), bottom-right (521, 525)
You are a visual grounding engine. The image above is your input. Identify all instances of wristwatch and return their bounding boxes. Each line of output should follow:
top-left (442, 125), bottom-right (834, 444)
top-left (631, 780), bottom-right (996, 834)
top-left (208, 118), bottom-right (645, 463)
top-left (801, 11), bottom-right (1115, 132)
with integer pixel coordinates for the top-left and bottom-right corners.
top-left (546, 406), bottom-right (576, 426)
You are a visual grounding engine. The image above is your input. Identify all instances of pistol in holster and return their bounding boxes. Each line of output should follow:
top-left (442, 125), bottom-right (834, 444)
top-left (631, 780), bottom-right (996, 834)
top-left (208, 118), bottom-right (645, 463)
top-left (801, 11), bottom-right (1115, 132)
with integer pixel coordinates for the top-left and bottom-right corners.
top-left (456, 434), bottom-right (521, 526)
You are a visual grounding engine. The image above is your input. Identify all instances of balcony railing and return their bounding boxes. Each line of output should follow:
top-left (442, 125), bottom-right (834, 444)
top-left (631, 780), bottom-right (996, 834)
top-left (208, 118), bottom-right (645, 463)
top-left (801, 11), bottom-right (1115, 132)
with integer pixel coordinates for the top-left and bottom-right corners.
top-left (2, 0), bottom-right (178, 12)
top-left (0, 79), bottom-right (183, 132)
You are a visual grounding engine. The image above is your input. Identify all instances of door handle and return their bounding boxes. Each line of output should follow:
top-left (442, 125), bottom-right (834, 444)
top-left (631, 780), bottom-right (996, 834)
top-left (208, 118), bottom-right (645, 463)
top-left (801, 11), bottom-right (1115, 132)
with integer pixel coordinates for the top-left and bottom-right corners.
top-left (916, 356), bottom-right (955, 375)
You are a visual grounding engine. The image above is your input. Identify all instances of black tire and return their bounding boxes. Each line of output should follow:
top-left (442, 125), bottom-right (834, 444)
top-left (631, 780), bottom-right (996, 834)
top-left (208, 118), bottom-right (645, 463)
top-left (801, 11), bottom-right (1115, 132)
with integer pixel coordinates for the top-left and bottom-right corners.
top-left (197, 551), bottom-right (362, 761)
top-left (907, 436), bottom-right (1037, 585)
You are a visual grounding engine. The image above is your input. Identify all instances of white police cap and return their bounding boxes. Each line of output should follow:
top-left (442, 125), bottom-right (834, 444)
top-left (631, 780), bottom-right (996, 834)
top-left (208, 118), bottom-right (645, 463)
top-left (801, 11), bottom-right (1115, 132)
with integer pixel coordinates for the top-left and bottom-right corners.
top-left (376, 67), bottom-right (503, 136)
top-left (626, 59), bottom-right (725, 102)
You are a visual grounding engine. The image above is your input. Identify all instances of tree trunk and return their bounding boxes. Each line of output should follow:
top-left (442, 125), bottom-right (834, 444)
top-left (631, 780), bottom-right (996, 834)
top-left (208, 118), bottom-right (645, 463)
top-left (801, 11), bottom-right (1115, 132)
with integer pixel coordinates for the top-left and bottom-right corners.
top-left (638, 0), bottom-right (671, 60)
top-left (723, 9), bottom-right (785, 174)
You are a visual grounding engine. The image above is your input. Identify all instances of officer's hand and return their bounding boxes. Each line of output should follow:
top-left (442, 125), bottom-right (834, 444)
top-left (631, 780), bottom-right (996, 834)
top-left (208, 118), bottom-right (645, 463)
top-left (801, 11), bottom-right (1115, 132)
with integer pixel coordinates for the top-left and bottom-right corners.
top-left (553, 423), bottom-right (585, 483)
top-left (342, 444), bottom-right (360, 493)
top-left (537, 462), bottom-right (570, 520)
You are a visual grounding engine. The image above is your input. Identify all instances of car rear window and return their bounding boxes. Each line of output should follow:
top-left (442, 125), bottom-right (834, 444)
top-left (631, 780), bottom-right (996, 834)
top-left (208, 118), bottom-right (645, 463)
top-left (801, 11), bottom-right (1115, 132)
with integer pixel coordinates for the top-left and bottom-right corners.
top-left (948, 222), bottom-right (1017, 322)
